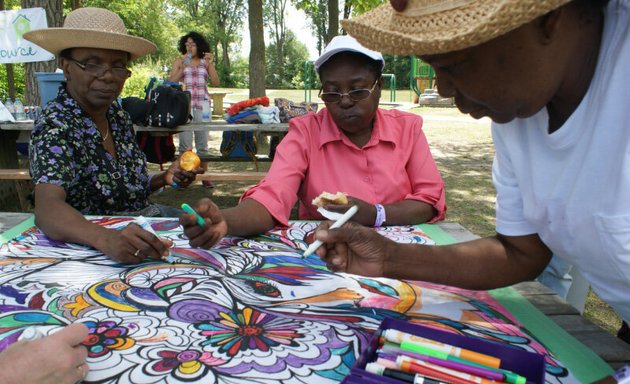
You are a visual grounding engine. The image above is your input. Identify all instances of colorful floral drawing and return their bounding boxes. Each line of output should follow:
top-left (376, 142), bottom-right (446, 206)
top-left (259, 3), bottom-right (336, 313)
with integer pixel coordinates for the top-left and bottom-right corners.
top-left (0, 218), bottom-right (573, 383)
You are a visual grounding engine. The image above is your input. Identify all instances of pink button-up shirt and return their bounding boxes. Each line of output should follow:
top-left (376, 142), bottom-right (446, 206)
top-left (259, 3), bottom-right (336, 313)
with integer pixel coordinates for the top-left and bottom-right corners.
top-left (241, 108), bottom-right (446, 226)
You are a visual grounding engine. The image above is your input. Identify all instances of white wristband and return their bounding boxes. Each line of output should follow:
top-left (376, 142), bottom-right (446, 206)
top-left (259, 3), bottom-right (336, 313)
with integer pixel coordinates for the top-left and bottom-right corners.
top-left (614, 365), bottom-right (630, 384)
top-left (374, 204), bottom-right (386, 227)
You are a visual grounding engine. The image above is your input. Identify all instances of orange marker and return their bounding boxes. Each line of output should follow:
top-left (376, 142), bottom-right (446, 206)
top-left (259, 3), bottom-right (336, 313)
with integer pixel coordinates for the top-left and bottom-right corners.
top-left (398, 356), bottom-right (505, 384)
top-left (382, 329), bottom-right (501, 369)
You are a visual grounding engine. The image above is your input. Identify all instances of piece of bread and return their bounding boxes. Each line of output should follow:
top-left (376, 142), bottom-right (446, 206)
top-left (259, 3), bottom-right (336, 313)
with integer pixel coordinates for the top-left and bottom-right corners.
top-left (312, 191), bottom-right (348, 207)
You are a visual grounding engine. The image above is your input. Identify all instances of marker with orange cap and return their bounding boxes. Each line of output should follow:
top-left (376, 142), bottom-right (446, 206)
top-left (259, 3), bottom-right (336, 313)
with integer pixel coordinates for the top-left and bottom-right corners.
top-left (397, 355), bottom-right (505, 384)
top-left (382, 329), bottom-right (501, 369)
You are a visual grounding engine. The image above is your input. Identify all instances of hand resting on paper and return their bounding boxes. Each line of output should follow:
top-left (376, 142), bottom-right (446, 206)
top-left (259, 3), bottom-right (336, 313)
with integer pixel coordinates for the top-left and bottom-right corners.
top-left (0, 323), bottom-right (89, 384)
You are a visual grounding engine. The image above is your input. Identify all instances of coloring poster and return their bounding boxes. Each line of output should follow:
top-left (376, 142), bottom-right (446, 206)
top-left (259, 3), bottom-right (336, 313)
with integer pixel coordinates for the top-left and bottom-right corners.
top-left (0, 217), bottom-right (574, 383)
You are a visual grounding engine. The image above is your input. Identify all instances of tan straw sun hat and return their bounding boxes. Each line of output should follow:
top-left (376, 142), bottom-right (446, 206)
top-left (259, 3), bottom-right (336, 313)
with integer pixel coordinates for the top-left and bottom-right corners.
top-left (23, 7), bottom-right (156, 60)
top-left (341, 0), bottom-right (573, 56)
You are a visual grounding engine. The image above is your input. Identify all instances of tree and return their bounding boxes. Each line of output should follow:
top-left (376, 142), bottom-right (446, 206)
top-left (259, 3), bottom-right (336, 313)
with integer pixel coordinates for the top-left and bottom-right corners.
top-left (207, 0), bottom-right (246, 87)
top-left (326, 0), bottom-right (338, 44)
top-left (265, 30), bottom-right (308, 88)
top-left (21, 0), bottom-right (64, 106)
top-left (294, 0), bottom-right (328, 54)
top-left (248, 0), bottom-right (265, 97)
top-left (264, 0), bottom-right (288, 85)
top-left (86, 0), bottom-right (178, 61)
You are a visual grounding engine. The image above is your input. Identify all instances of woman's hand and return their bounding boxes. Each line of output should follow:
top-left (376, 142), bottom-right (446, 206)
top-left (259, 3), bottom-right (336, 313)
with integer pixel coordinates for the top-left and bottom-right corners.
top-left (313, 220), bottom-right (394, 276)
top-left (165, 155), bottom-right (204, 188)
top-left (320, 196), bottom-right (377, 226)
top-left (203, 52), bottom-right (214, 64)
top-left (0, 323), bottom-right (89, 384)
top-left (96, 224), bottom-right (172, 263)
top-left (179, 198), bottom-right (228, 249)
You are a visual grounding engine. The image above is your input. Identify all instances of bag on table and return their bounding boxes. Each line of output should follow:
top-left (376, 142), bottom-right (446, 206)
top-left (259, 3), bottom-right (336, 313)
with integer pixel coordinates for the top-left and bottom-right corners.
top-left (147, 84), bottom-right (192, 128)
top-left (274, 98), bottom-right (318, 123)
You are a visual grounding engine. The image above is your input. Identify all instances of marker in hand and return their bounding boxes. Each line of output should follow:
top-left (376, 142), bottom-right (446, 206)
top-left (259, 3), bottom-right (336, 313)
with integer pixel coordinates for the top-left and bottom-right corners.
top-left (181, 203), bottom-right (206, 227)
top-left (303, 205), bottom-right (359, 258)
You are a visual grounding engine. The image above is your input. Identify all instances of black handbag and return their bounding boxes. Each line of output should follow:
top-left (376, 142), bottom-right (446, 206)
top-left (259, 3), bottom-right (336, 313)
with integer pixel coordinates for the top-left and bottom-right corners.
top-left (147, 85), bottom-right (192, 128)
top-left (121, 96), bottom-right (150, 126)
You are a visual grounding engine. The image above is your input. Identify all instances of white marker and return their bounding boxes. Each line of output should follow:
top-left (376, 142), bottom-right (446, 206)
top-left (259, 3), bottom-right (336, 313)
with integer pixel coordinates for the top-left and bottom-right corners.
top-left (135, 216), bottom-right (157, 236)
top-left (302, 205), bottom-right (359, 258)
top-left (18, 327), bottom-right (44, 341)
top-left (135, 216), bottom-right (173, 262)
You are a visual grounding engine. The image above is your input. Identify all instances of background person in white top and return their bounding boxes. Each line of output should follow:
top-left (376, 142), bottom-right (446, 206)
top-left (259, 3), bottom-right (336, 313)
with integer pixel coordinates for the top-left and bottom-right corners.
top-left (311, 0), bottom-right (630, 347)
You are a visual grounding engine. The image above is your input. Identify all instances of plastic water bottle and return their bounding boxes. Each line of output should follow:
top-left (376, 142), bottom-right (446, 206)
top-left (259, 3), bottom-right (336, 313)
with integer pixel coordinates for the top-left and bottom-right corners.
top-left (4, 98), bottom-right (15, 119)
top-left (13, 98), bottom-right (25, 121)
top-left (201, 97), bottom-right (211, 122)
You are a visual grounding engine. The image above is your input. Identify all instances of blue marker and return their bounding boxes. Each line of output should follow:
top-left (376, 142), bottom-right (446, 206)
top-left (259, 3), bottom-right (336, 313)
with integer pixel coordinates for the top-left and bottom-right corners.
top-left (181, 203), bottom-right (206, 227)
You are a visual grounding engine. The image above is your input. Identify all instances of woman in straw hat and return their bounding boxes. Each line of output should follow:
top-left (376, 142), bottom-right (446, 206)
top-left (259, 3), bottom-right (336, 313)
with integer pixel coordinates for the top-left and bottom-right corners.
top-left (24, 8), bottom-right (203, 264)
top-left (312, 0), bottom-right (630, 350)
top-left (179, 35), bottom-right (445, 249)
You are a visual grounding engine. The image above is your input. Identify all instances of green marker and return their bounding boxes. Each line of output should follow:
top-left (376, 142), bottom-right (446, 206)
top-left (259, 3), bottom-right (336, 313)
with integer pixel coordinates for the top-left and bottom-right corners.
top-left (400, 340), bottom-right (526, 384)
top-left (181, 203), bottom-right (205, 227)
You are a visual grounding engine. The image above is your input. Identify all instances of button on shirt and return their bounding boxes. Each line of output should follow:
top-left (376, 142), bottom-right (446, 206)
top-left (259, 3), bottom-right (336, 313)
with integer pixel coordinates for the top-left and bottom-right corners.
top-left (29, 85), bottom-right (151, 215)
top-left (241, 108), bottom-right (446, 226)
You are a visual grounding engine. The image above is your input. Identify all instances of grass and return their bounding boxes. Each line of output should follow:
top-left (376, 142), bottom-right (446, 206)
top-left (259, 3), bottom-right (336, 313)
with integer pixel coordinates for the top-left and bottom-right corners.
top-left (12, 87), bottom-right (623, 337)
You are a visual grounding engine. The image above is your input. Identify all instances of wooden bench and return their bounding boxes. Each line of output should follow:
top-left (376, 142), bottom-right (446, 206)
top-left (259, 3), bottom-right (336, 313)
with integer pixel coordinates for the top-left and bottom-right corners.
top-left (0, 169), bottom-right (265, 183)
top-left (0, 169), bottom-right (30, 180)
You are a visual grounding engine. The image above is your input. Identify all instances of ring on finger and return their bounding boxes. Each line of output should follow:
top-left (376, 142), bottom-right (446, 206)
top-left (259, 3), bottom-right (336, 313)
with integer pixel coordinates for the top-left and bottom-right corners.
top-left (134, 249), bottom-right (140, 257)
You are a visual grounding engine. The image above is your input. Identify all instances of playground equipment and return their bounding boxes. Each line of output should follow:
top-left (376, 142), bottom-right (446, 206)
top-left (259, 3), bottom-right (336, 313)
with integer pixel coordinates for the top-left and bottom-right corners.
top-left (410, 57), bottom-right (435, 100)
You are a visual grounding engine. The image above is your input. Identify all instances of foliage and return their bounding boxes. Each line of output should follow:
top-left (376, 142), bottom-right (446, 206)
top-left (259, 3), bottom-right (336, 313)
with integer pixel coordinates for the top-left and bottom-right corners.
top-left (0, 64), bottom-right (25, 101)
top-left (122, 59), bottom-right (170, 98)
top-left (265, 31), bottom-right (309, 88)
top-left (294, 0), bottom-right (328, 54)
top-left (344, 0), bottom-right (385, 16)
top-left (84, 0), bottom-right (179, 61)
top-left (382, 54), bottom-right (412, 89)
top-left (227, 56), bottom-right (250, 88)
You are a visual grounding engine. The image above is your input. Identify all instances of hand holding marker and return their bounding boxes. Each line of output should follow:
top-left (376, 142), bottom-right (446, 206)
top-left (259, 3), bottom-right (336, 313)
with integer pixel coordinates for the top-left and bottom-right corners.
top-left (303, 205), bottom-right (359, 258)
top-left (181, 203), bottom-right (206, 227)
top-left (135, 216), bottom-right (173, 263)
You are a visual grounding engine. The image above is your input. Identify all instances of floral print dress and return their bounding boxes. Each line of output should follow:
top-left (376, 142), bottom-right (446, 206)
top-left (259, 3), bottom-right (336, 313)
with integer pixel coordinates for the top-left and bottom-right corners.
top-left (29, 84), bottom-right (151, 215)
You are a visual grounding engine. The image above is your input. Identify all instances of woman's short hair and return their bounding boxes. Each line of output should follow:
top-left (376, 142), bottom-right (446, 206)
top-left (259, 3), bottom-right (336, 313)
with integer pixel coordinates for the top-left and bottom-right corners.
top-left (177, 31), bottom-right (210, 58)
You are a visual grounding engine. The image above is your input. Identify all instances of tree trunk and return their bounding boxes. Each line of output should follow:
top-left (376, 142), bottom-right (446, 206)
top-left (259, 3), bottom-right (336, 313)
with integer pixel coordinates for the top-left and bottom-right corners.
top-left (326, 0), bottom-right (339, 44)
top-left (21, 0), bottom-right (64, 106)
top-left (248, 0), bottom-right (266, 98)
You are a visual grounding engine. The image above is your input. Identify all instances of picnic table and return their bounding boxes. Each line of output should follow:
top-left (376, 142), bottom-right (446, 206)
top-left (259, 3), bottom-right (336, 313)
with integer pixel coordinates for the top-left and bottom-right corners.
top-left (0, 212), bottom-right (628, 383)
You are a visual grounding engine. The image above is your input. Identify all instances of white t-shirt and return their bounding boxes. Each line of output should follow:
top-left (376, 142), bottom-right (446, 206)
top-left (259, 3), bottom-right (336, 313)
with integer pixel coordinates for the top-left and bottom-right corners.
top-left (492, 0), bottom-right (630, 323)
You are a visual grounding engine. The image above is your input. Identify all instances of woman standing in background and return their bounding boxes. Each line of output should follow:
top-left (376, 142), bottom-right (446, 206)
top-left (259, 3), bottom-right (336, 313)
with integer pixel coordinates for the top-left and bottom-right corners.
top-left (169, 31), bottom-right (220, 187)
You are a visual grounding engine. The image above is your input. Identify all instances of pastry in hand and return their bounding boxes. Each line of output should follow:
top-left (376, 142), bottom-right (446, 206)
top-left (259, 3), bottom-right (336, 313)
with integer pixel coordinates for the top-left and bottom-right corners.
top-left (312, 191), bottom-right (348, 207)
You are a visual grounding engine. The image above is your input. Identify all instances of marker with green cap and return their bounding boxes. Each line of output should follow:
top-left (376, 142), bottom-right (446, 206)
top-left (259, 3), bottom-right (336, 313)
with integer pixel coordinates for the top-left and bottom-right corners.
top-left (181, 203), bottom-right (206, 227)
top-left (399, 340), bottom-right (526, 384)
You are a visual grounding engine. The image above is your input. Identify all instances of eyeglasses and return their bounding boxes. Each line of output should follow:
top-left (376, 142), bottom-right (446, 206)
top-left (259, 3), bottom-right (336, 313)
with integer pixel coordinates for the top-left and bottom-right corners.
top-left (67, 57), bottom-right (132, 79)
top-left (185, 42), bottom-right (197, 47)
top-left (318, 80), bottom-right (379, 103)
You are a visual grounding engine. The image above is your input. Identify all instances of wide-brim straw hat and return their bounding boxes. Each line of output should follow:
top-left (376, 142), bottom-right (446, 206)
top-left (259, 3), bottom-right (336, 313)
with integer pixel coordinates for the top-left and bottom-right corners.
top-left (341, 0), bottom-right (572, 56)
top-left (24, 7), bottom-right (156, 61)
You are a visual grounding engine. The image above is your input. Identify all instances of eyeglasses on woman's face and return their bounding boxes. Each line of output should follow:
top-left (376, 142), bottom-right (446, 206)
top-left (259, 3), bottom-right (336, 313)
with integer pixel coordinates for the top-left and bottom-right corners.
top-left (185, 42), bottom-right (197, 47)
top-left (67, 57), bottom-right (132, 79)
top-left (318, 80), bottom-right (379, 103)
